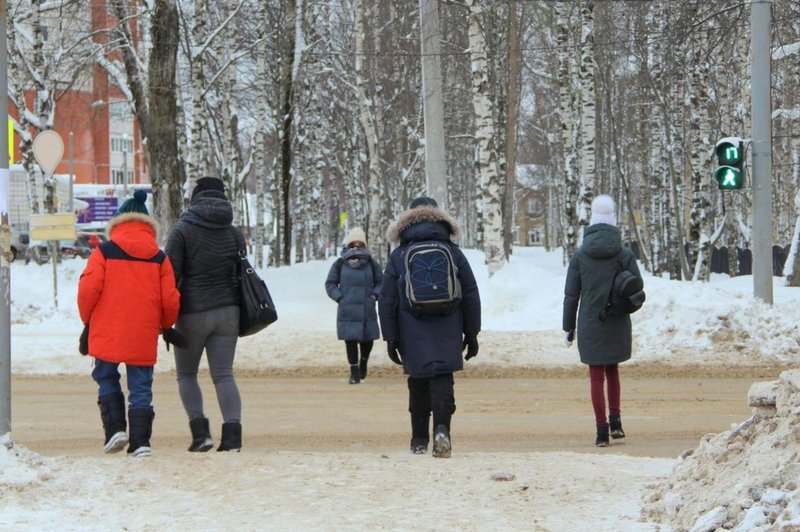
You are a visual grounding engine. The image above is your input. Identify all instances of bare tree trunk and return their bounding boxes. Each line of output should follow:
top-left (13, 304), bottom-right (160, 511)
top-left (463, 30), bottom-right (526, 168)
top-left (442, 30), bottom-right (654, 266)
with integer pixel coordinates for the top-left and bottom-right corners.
top-left (577, 0), bottom-right (595, 229)
top-left (502, 2), bottom-right (521, 258)
top-left (354, 0), bottom-right (384, 260)
top-left (188, 0), bottom-right (209, 182)
top-left (556, 2), bottom-right (579, 260)
top-left (148, 0), bottom-right (184, 231)
top-left (465, 0), bottom-right (505, 275)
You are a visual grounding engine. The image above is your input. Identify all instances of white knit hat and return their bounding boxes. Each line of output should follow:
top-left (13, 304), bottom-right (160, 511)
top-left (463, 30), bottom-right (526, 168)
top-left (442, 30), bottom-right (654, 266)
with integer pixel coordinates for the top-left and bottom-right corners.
top-left (344, 227), bottom-right (367, 247)
top-left (590, 195), bottom-right (617, 226)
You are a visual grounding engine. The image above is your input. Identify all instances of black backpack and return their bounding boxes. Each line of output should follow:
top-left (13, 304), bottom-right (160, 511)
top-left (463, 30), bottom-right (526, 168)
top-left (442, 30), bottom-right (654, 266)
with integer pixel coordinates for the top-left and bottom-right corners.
top-left (599, 258), bottom-right (645, 322)
top-left (403, 241), bottom-right (462, 315)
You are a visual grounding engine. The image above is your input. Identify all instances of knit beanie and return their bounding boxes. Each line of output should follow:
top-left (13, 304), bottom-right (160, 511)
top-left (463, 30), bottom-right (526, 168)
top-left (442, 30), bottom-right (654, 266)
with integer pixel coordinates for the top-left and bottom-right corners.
top-left (344, 227), bottom-right (367, 247)
top-left (590, 195), bottom-right (616, 226)
top-left (409, 196), bottom-right (438, 209)
top-left (191, 176), bottom-right (226, 199)
top-left (114, 189), bottom-right (149, 216)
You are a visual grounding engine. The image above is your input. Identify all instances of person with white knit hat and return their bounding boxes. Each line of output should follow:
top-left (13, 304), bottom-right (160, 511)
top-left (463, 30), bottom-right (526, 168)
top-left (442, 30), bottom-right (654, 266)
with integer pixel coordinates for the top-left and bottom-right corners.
top-left (562, 194), bottom-right (642, 447)
top-left (589, 194), bottom-right (617, 226)
top-left (325, 227), bottom-right (383, 384)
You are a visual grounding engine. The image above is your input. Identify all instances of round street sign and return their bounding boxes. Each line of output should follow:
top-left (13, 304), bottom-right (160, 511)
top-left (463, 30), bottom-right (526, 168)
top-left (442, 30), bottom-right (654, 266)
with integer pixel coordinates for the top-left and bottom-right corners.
top-left (32, 130), bottom-right (64, 178)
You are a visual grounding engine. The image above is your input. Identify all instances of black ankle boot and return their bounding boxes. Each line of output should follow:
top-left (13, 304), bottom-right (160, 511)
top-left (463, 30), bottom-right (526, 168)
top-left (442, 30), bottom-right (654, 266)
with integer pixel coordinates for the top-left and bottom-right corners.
top-left (359, 356), bottom-right (369, 380)
top-left (595, 423), bottom-right (610, 447)
top-left (217, 422), bottom-right (242, 452)
top-left (609, 414), bottom-right (625, 439)
top-left (349, 364), bottom-right (360, 384)
top-left (98, 392), bottom-right (128, 453)
top-left (128, 409), bottom-right (155, 457)
top-left (410, 412), bottom-right (430, 454)
top-left (188, 417), bottom-right (214, 452)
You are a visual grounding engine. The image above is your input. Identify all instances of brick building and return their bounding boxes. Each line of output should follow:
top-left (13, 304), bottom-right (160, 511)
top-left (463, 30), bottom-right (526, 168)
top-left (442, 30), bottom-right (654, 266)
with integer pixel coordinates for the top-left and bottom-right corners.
top-left (8, 1), bottom-right (145, 187)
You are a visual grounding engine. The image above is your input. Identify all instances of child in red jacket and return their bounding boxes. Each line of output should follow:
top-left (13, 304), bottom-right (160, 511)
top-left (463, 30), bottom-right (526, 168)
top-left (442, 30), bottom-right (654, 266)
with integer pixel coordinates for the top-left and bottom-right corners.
top-left (78, 190), bottom-right (181, 457)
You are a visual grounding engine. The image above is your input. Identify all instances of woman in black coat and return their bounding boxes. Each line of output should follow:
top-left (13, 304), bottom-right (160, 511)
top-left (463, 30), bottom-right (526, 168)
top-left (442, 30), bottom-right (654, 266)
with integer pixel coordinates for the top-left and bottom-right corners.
top-left (562, 195), bottom-right (642, 447)
top-left (325, 227), bottom-right (383, 384)
top-left (379, 197), bottom-right (481, 458)
top-left (165, 177), bottom-right (244, 453)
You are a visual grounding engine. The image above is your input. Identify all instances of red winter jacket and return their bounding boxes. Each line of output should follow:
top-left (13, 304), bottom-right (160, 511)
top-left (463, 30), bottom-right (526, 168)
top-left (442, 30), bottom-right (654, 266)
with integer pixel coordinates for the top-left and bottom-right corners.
top-left (78, 213), bottom-right (181, 366)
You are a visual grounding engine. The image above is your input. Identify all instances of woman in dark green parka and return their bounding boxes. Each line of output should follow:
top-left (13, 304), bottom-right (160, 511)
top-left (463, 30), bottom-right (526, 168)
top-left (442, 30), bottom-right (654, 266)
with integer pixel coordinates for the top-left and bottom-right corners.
top-left (563, 195), bottom-right (642, 447)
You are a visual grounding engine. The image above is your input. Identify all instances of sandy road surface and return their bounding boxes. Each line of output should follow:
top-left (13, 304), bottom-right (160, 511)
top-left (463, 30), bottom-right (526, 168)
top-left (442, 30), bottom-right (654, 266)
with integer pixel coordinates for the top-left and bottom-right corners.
top-left (10, 365), bottom-right (776, 458)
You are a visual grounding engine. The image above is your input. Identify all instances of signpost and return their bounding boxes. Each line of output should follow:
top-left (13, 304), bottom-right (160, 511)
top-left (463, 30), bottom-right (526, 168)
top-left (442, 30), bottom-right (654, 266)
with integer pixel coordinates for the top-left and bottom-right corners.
top-left (32, 131), bottom-right (69, 308)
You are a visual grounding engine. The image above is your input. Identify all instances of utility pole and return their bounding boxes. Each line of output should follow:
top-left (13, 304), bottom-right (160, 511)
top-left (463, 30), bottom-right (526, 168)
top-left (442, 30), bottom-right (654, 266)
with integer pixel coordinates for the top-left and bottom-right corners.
top-left (0, 0), bottom-right (11, 444)
top-left (419, 0), bottom-right (447, 210)
top-left (751, 0), bottom-right (773, 304)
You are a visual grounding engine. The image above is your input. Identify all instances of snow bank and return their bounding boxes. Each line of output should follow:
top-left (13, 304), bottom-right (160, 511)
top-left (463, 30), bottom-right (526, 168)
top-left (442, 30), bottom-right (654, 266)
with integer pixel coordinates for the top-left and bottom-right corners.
top-left (10, 247), bottom-right (800, 374)
top-left (642, 369), bottom-right (800, 530)
top-left (0, 435), bottom-right (54, 489)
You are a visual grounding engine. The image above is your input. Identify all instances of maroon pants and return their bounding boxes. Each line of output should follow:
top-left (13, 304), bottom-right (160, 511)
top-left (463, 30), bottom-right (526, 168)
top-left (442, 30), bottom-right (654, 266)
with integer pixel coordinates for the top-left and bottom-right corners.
top-left (589, 364), bottom-right (620, 426)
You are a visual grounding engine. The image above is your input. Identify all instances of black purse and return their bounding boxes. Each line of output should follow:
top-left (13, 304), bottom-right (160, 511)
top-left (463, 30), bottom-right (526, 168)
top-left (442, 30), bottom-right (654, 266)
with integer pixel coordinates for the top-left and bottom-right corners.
top-left (231, 230), bottom-right (277, 336)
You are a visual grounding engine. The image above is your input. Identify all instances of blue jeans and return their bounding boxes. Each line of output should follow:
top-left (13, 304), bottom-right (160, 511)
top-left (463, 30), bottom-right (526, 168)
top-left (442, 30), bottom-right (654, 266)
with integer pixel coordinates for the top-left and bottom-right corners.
top-left (92, 359), bottom-right (154, 411)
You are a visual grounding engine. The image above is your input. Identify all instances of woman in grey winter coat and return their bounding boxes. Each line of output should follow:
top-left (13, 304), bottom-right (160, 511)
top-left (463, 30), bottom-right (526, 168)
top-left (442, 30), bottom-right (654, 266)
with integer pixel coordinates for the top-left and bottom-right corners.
top-left (325, 227), bottom-right (383, 384)
top-left (165, 176), bottom-right (244, 453)
top-left (562, 195), bottom-right (642, 447)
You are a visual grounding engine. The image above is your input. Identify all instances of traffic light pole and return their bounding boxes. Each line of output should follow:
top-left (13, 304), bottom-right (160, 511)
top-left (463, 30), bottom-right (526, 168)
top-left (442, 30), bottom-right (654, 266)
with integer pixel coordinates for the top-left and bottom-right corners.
top-left (751, 0), bottom-right (773, 304)
top-left (0, 0), bottom-right (11, 443)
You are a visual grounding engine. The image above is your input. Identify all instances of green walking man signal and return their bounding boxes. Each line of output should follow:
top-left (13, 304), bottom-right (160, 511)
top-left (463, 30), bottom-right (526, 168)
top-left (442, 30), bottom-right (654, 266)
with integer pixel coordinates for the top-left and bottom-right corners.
top-left (714, 137), bottom-right (745, 190)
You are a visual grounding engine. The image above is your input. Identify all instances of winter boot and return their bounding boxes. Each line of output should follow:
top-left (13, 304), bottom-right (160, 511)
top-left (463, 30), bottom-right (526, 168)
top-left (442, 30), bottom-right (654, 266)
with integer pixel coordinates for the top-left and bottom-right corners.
top-left (595, 423), bottom-right (610, 447)
top-left (217, 422), bottom-right (242, 452)
top-left (188, 417), bottom-right (214, 452)
top-left (349, 364), bottom-right (360, 385)
top-left (432, 424), bottom-right (451, 458)
top-left (127, 409), bottom-right (154, 457)
top-left (359, 355), bottom-right (369, 380)
top-left (609, 414), bottom-right (625, 439)
top-left (410, 412), bottom-right (430, 454)
top-left (98, 392), bottom-right (128, 454)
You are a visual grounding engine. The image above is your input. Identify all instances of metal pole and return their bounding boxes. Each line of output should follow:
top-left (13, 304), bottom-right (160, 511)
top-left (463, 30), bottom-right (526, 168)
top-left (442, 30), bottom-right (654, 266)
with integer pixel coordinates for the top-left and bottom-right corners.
top-left (0, 0), bottom-right (11, 442)
top-left (751, 0), bottom-right (773, 304)
top-left (419, 0), bottom-right (447, 210)
top-left (68, 132), bottom-right (74, 212)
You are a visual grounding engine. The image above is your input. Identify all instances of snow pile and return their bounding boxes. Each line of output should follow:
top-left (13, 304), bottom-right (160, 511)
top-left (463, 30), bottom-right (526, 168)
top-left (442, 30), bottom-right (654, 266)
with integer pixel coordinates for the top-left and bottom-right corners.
top-left (632, 276), bottom-right (800, 365)
top-left (0, 435), bottom-right (54, 489)
top-left (641, 370), bottom-right (800, 530)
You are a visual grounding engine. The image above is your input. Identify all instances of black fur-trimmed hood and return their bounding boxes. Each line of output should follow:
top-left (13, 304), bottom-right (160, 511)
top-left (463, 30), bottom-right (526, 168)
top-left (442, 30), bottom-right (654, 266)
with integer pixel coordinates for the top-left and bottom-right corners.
top-left (386, 205), bottom-right (461, 244)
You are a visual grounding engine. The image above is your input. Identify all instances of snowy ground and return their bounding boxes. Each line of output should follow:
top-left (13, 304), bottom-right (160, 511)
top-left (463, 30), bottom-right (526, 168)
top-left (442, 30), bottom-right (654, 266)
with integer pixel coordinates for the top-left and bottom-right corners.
top-left (3, 246), bottom-right (800, 530)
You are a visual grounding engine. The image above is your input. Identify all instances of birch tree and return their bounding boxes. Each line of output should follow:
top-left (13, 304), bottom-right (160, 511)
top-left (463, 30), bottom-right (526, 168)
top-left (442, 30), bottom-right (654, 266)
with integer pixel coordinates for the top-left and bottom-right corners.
top-left (354, 0), bottom-right (384, 259)
top-left (464, 0), bottom-right (505, 274)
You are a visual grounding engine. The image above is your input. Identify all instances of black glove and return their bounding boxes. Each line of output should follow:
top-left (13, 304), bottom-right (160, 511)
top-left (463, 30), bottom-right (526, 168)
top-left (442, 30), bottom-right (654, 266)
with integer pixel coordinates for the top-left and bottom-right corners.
top-left (79, 324), bottom-right (89, 356)
top-left (387, 340), bottom-right (403, 365)
top-left (565, 329), bottom-right (575, 347)
top-left (463, 335), bottom-right (479, 361)
top-left (162, 328), bottom-right (188, 351)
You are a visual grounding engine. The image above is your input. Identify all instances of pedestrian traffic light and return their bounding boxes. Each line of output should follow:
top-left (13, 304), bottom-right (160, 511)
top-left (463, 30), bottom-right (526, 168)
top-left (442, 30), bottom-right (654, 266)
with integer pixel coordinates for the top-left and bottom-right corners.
top-left (714, 137), bottom-right (744, 190)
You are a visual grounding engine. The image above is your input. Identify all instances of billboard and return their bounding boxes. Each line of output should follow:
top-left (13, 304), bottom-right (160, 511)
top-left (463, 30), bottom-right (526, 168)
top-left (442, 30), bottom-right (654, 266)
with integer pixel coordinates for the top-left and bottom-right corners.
top-left (76, 197), bottom-right (119, 224)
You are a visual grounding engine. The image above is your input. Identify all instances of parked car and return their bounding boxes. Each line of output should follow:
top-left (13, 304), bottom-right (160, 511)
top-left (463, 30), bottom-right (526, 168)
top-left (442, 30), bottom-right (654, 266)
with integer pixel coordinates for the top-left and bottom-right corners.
top-left (25, 237), bottom-right (93, 265)
top-left (10, 227), bottom-right (29, 263)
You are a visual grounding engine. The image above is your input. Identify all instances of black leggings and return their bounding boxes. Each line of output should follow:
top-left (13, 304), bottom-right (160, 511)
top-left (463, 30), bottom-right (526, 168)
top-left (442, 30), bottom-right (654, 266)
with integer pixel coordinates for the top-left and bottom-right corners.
top-left (345, 340), bottom-right (373, 365)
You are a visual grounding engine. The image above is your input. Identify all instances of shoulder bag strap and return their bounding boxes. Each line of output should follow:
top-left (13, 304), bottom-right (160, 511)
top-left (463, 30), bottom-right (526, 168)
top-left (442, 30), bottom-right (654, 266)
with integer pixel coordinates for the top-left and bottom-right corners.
top-left (600, 257), bottom-right (624, 321)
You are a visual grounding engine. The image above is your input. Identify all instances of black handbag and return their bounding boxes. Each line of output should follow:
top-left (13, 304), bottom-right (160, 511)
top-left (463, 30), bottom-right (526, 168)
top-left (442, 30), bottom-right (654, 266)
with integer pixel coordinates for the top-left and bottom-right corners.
top-left (231, 230), bottom-right (277, 336)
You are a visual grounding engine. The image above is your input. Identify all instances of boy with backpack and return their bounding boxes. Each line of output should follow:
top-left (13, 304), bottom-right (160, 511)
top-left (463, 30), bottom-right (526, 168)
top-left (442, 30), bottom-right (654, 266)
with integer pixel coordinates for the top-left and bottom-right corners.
top-left (379, 197), bottom-right (481, 458)
top-left (562, 194), bottom-right (644, 447)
